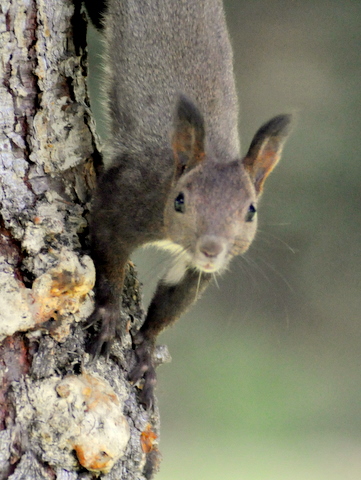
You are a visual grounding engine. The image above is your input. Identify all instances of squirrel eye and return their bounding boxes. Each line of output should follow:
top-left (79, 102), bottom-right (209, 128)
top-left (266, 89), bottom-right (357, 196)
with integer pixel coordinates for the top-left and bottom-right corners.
top-left (174, 192), bottom-right (185, 213)
top-left (245, 204), bottom-right (257, 222)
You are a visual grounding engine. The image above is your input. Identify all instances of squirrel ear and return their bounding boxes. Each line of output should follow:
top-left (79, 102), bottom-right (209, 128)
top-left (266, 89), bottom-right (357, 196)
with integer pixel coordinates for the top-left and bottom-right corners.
top-left (172, 95), bottom-right (205, 177)
top-left (243, 114), bottom-right (292, 193)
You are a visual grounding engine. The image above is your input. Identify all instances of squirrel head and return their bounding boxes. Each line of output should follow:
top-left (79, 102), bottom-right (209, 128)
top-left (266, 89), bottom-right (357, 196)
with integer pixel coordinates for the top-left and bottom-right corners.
top-left (162, 96), bottom-right (292, 284)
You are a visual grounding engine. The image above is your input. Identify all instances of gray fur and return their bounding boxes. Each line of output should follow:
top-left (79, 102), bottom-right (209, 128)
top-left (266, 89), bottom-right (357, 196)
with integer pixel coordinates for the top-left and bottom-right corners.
top-left (103, 0), bottom-right (239, 162)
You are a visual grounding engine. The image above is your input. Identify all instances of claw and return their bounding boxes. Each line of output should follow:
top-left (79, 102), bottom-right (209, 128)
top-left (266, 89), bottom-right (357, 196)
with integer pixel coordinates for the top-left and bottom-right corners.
top-left (128, 361), bottom-right (149, 384)
top-left (139, 368), bottom-right (157, 410)
top-left (129, 336), bottom-right (157, 409)
top-left (86, 305), bottom-right (118, 358)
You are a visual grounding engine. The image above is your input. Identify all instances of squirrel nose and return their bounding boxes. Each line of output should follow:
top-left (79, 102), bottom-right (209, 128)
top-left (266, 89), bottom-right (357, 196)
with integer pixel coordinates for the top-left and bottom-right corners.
top-left (199, 237), bottom-right (224, 258)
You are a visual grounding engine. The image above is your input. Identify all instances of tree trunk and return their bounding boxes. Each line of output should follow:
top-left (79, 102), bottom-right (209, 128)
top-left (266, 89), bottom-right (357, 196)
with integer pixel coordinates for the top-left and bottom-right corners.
top-left (0, 1), bottom-right (160, 478)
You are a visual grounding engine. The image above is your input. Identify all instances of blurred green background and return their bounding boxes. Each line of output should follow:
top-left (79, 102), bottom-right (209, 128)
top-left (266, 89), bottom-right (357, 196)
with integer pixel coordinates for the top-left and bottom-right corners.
top-left (87, 1), bottom-right (361, 478)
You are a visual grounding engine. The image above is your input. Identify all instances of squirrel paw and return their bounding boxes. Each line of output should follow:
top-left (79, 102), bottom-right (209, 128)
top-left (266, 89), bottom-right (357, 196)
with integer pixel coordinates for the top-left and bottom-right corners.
top-left (129, 335), bottom-right (157, 410)
top-left (86, 305), bottom-right (118, 358)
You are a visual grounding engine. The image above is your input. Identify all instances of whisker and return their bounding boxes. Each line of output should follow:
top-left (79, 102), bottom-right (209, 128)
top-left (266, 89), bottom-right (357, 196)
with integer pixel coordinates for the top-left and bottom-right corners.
top-left (257, 229), bottom-right (297, 254)
top-left (255, 256), bottom-right (294, 293)
top-left (262, 222), bottom-right (292, 227)
top-left (136, 252), bottom-right (171, 282)
top-left (237, 254), bottom-right (267, 287)
top-left (212, 273), bottom-right (220, 289)
top-left (196, 270), bottom-right (202, 298)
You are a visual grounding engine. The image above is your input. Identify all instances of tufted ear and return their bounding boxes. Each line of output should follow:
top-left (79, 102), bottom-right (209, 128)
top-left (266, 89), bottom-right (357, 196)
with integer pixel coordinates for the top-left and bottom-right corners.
top-left (172, 95), bottom-right (205, 178)
top-left (243, 114), bottom-right (292, 193)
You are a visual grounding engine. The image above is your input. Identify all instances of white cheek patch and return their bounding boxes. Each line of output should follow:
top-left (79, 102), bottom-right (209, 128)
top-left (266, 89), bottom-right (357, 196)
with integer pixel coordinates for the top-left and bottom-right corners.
top-left (163, 257), bottom-right (189, 285)
top-left (148, 239), bottom-right (192, 285)
top-left (150, 239), bottom-right (186, 256)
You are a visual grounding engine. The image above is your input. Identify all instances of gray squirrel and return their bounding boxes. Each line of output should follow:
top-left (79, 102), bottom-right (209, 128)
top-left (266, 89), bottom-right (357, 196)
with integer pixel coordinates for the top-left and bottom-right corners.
top-left (85, 0), bottom-right (292, 408)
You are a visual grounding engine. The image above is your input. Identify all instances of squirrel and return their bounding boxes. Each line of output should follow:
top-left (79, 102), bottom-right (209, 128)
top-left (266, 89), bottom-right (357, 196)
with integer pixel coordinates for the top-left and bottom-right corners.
top-left (84, 0), bottom-right (292, 408)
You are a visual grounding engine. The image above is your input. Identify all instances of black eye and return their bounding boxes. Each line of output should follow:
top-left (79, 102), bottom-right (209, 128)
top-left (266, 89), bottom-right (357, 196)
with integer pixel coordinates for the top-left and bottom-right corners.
top-left (246, 204), bottom-right (257, 222)
top-left (174, 192), bottom-right (185, 213)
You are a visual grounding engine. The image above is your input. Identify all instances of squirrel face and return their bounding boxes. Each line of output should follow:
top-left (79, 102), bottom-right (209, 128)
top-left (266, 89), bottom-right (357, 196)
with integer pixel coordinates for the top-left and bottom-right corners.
top-left (155, 96), bottom-right (292, 286)
top-left (161, 157), bottom-right (258, 284)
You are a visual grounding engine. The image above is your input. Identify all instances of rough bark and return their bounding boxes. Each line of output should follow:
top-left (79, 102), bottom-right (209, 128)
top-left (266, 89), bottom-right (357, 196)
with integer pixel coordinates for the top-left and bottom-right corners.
top-left (0, 1), bottom-right (161, 479)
